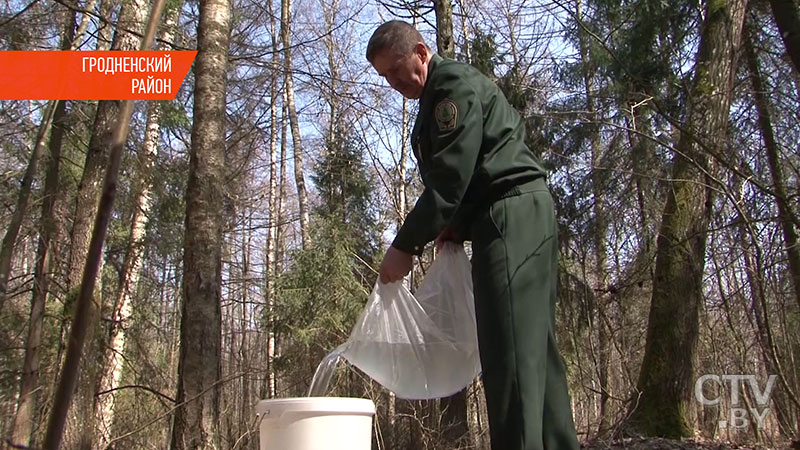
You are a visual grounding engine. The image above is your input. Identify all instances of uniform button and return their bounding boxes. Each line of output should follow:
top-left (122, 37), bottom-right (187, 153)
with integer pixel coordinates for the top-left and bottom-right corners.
top-left (414, 246), bottom-right (420, 251)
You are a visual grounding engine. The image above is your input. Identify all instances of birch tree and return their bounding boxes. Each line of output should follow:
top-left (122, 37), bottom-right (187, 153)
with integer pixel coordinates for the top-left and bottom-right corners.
top-left (169, 0), bottom-right (230, 445)
top-left (280, 0), bottom-right (310, 249)
top-left (263, 0), bottom-right (282, 400)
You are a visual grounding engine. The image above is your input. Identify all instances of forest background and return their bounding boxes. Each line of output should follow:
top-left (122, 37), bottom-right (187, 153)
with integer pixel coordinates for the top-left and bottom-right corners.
top-left (1, 0), bottom-right (799, 448)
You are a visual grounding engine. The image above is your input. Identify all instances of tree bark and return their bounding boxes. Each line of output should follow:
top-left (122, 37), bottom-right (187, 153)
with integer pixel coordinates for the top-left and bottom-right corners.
top-left (625, 0), bottom-right (747, 438)
top-left (9, 101), bottom-right (63, 449)
top-left (503, 1), bottom-right (519, 67)
top-left (769, 0), bottom-right (800, 74)
top-left (94, 112), bottom-right (156, 442)
top-left (434, 0), bottom-right (455, 58)
top-left (278, 100), bottom-right (288, 273)
top-left (169, 0), bottom-right (230, 444)
top-left (467, 380), bottom-right (490, 449)
top-left (280, 0), bottom-right (310, 250)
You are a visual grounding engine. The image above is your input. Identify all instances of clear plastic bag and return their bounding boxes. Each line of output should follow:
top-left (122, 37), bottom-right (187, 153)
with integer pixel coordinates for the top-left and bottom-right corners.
top-left (340, 242), bottom-right (481, 400)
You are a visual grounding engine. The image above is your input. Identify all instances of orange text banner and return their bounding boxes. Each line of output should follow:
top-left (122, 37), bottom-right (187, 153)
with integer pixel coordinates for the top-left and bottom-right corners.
top-left (0, 51), bottom-right (197, 100)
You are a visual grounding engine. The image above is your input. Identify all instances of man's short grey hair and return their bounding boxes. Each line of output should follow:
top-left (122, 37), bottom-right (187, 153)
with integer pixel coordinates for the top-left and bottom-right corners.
top-left (366, 20), bottom-right (429, 62)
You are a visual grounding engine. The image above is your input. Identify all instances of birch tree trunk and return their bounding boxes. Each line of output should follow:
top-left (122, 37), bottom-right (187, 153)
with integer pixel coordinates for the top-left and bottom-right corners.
top-left (502, 0), bottom-right (518, 68)
top-left (384, 94), bottom-right (412, 450)
top-left (94, 80), bottom-right (158, 449)
top-left (92, 10), bottom-right (181, 446)
top-left (399, 98), bottom-right (409, 237)
top-left (278, 100), bottom-right (288, 275)
top-left (263, 0), bottom-right (281, 399)
top-left (626, 0), bottom-right (748, 438)
top-left (170, 0), bottom-right (230, 443)
top-left (458, 0), bottom-right (472, 62)
top-left (280, 0), bottom-right (310, 250)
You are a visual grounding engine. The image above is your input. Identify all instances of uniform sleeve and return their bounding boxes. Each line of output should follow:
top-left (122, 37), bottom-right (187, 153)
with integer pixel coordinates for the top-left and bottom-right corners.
top-left (392, 73), bottom-right (483, 255)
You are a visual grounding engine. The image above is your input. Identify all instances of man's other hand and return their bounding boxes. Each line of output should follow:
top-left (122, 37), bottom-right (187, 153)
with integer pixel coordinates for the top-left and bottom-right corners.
top-left (379, 246), bottom-right (413, 284)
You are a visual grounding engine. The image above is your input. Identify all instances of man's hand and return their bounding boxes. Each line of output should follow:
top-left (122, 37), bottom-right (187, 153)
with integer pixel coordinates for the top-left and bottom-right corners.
top-left (379, 246), bottom-right (413, 284)
top-left (435, 227), bottom-right (462, 251)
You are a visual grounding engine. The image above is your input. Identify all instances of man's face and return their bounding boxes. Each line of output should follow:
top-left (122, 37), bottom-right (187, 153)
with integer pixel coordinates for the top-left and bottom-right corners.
top-left (371, 44), bottom-right (429, 99)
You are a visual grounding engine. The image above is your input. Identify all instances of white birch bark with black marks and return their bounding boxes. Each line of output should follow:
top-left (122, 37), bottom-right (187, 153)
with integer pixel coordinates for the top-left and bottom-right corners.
top-left (280, 0), bottom-right (310, 250)
top-left (263, 0), bottom-right (281, 399)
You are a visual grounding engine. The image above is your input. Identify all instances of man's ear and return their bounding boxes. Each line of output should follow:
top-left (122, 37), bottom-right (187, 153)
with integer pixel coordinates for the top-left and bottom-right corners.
top-left (415, 42), bottom-right (428, 62)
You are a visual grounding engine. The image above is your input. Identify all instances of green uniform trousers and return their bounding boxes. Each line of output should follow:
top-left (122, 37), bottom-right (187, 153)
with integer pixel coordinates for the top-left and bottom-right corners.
top-left (470, 178), bottom-right (579, 450)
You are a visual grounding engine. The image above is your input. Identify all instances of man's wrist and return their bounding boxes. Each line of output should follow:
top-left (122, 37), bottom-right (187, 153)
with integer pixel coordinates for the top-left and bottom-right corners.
top-left (391, 234), bottom-right (424, 256)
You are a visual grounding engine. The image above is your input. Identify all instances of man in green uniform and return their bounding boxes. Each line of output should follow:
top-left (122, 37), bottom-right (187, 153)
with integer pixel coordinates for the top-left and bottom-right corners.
top-left (367, 21), bottom-right (580, 450)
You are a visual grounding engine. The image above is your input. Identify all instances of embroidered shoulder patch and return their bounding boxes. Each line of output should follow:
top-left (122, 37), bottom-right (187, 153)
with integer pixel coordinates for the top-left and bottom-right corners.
top-left (434, 99), bottom-right (458, 131)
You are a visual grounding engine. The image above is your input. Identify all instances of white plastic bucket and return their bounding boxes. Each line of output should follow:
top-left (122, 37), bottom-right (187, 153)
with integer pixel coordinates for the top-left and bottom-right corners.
top-left (254, 397), bottom-right (375, 450)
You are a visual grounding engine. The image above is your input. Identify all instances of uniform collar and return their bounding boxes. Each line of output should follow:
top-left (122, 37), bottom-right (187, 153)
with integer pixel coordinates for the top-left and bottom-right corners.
top-left (428, 53), bottom-right (443, 74)
top-left (420, 53), bottom-right (443, 101)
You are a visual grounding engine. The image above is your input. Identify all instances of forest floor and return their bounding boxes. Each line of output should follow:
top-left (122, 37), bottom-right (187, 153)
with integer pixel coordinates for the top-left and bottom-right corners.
top-left (582, 437), bottom-right (798, 450)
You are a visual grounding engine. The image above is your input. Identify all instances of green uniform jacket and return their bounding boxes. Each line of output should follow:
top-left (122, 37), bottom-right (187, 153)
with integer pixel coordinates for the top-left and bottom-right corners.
top-left (392, 54), bottom-right (547, 255)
